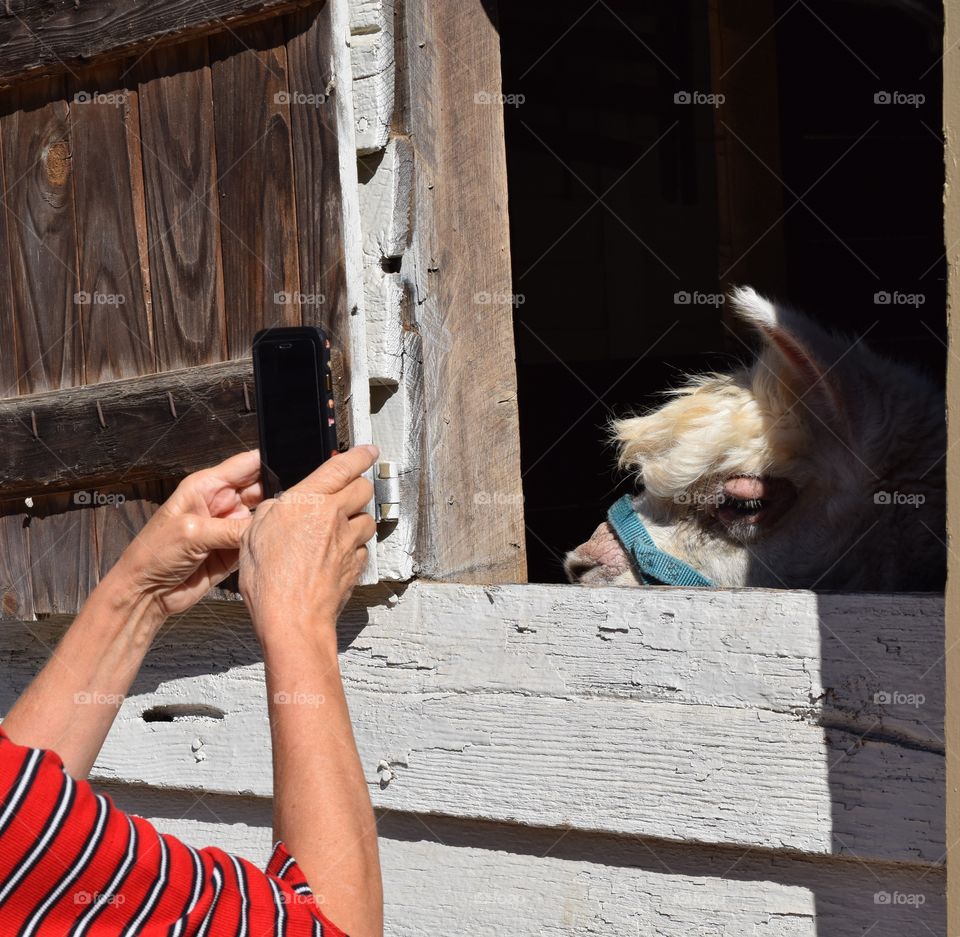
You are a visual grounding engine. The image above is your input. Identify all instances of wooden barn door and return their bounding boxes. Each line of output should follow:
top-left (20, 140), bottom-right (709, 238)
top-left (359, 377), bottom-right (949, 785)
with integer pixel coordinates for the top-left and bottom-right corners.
top-left (0, 0), bottom-right (373, 619)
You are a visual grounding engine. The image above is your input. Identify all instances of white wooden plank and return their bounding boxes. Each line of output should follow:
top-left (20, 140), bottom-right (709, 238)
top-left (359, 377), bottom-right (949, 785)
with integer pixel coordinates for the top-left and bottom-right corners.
top-left (358, 137), bottom-right (418, 579)
top-left (2, 585), bottom-right (940, 866)
top-left (330, 0), bottom-right (378, 584)
top-left (101, 786), bottom-right (947, 937)
top-left (360, 138), bottom-right (413, 384)
top-left (348, 0), bottom-right (394, 153)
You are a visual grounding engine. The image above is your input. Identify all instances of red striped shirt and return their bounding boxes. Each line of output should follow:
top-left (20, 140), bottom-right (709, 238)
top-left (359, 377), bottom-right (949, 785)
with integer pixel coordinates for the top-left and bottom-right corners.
top-left (0, 728), bottom-right (348, 936)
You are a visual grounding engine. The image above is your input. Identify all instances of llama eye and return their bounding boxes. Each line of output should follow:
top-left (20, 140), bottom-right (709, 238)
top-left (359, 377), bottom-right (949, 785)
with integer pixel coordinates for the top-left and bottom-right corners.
top-left (713, 475), bottom-right (797, 530)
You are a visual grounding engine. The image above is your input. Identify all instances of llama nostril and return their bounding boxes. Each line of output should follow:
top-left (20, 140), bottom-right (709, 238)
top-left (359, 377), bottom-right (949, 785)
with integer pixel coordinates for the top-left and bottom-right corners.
top-left (564, 553), bottom-right (598, 582)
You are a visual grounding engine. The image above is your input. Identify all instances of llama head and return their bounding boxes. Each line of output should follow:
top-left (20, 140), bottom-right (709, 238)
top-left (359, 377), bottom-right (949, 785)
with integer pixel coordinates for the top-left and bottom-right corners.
top-left (565, 287), bottom-right (945, 591)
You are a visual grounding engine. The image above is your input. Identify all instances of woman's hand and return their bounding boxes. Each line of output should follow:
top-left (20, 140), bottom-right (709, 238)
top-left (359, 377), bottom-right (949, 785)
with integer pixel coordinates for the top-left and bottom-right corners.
top-left (109, 450), bottom-right (264, 617)
top-left (239, 445), bottom-right (378, 649)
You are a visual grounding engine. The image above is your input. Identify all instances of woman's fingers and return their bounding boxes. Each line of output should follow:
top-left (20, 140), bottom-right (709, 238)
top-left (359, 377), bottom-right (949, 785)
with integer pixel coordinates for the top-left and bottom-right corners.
top-left (340, 476), bottom-right (375, 516)
top-left (296, 445), bottom-right (380, 496)
top-left (208, 449), bottom-right (262, 487)
top-left (348, 511), bottom-right (377, 547)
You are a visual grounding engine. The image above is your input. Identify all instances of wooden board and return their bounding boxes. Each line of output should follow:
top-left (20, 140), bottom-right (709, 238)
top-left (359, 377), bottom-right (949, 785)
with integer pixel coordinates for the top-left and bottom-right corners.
top-left (0, 0), bottom-right (316, 87)
top-left (0, 75), bottom-right (95, 614)
top-left (399, 0), bottom-right (526, 582)
top-left (210, 19), bottom-right (300, 357)
top-left (89, 786), bottom-right (949, 937)
top-left (0, 360), bottom-right (258, 499)
top-left (69, 60), bottom-right (162, 583)
top-left (4, 584), bottom-right (941, 866)
top-left (137, 41), bottom-right (228, 371)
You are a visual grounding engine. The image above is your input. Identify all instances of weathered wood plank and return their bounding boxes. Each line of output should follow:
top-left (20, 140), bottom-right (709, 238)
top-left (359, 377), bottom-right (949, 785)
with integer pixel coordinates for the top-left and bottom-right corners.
top-left (0, 76), bottom-right (94, 614)
top-left (349, 0), bottom-right (394, 154)
top-left (285, 3), bottom-right (351, 439)
top-left (286, 0), bottom-right (378, 583)
top-left (400, 0), bottom-right (526, 581)
top-left (70, 63), bottom-right (155, 383)
top-left (137, 40), bottom-right (228, 371)
top-left (70, 60), bottom-right (161, 583)
top-left (0, 359), bottom-right (258, 499)
top-left (0, 0), bottom-right (317, 88)
top-left (7, 584), bottom-right (940, 865)
top-left (210, 19), bottom-right (300, 358)
top-left (0, 101), bottom-right (33, 619)
top-left (0, 77), bottom-right (80, 394)
top-left (91, 789), bottom-right (949, 937)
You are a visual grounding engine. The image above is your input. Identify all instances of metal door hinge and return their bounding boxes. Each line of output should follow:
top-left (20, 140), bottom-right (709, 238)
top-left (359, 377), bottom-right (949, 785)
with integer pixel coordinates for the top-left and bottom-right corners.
top-left (374, 461), bottom-right (401, 522)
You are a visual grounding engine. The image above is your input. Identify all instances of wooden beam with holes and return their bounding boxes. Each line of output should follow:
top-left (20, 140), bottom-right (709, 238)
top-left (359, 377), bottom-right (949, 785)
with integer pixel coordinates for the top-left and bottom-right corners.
top-left (0, 359), bottom-right (258, 501)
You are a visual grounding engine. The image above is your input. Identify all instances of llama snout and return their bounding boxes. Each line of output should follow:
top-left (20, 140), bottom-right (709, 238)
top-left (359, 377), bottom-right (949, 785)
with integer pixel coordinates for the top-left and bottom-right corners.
top-left (565, 520), bottom-right (630, 584)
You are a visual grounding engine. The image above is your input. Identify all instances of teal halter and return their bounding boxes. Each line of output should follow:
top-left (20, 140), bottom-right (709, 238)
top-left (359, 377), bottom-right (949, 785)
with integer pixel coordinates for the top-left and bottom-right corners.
top-left (607, 494), bottom-right (714, 588)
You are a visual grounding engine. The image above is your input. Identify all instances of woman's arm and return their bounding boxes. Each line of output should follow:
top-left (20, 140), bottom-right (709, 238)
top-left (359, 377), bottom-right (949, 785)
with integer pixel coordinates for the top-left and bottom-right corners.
top-left (240, 446), bottom-right (383, 937)
top-left (0, 570), bottom-right (165, 779)
top-left (2, 450), bottom-right (263, 778)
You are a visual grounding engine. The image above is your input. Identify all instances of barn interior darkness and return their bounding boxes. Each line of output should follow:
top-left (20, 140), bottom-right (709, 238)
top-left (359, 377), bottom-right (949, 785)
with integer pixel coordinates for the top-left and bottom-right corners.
top-left (499, 0), bottom-right (946, 583)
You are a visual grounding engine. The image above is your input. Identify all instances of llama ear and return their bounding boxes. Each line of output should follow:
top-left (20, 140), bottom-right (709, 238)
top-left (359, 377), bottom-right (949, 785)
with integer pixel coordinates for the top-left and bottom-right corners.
top-left (728, 286), bottom-right (846, 424)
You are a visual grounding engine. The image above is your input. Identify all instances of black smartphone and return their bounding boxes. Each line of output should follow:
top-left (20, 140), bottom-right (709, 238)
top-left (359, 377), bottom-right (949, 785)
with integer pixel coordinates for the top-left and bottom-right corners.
top-left (252, 326), bottom-right (338, 499)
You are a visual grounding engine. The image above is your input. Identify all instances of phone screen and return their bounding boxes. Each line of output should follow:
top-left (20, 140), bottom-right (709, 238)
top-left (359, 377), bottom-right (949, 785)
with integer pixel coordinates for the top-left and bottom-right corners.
top-left (256, 337), bottom-right (328, 496)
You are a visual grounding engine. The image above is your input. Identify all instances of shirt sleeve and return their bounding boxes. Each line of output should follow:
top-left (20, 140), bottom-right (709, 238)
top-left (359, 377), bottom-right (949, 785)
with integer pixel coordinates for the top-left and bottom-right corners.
top-left (0, 728), bottom-right (348, 936)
